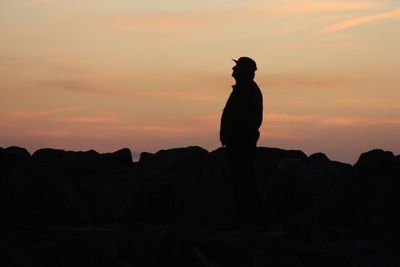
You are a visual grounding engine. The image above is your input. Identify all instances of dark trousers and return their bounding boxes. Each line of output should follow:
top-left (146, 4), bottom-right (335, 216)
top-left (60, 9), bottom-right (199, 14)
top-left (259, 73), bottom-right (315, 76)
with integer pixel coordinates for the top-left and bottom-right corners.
top-left (226, 145), bottom-right (259, 224)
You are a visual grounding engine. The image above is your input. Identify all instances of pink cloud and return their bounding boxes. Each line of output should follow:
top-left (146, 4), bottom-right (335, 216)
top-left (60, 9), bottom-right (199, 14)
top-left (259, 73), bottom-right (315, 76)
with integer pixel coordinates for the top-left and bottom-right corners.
top-left (5, 107), bottom-right (79, 120)
top-left (266, 112), bottom-right (400, 127)
top-left (137, 89), bottom-right (218, 102)
top-left (104, 7), bottom-right (252, 31)
top-left (266, 112), bottom-right (318, 123)
top-left (277, 1), bottom-right (385, 14)
top-left (30, 129), bottom-right (71, 137)
top-left (259, 73), bottom-right (356, 89)
top-left (319, 117), bottom-right (365, 126)
top-left (260, 128), bottom-right (308, 141)
top-left (64, 115), bottom-right (119, 124)
top-left (120, 125), bottom-right (190, 136)
top-left (319, 116), bottom-right (400, 127)
top-left (321, 8), bottom-right (400, 33)
top-left (38, 80), bottom-right (112, 95)
top-left (102, 1), bottom-right (386, 33)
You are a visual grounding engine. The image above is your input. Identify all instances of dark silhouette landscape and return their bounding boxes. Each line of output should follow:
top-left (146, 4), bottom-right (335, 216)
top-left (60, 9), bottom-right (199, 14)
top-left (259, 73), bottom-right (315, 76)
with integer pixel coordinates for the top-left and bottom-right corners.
top-left (1, 145), bottom-right (400, 266)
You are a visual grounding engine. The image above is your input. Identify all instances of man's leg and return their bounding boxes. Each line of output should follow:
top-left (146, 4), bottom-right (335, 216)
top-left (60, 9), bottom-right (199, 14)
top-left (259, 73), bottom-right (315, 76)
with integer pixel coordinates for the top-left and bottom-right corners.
top-left (227, 146), bottom-right (257, 224)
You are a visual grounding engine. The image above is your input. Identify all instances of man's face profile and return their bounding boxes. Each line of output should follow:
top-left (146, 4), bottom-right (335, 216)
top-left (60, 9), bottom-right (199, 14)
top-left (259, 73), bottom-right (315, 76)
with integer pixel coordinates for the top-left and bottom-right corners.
top-left (232, 65), bottom-right (239, 80)
top-left (232, 64), bottom-right (253, 82)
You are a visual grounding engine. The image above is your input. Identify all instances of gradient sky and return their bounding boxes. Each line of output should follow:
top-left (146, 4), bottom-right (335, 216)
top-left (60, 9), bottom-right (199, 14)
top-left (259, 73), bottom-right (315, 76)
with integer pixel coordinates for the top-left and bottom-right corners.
top-left (1, 0), bottom-right (399, 163)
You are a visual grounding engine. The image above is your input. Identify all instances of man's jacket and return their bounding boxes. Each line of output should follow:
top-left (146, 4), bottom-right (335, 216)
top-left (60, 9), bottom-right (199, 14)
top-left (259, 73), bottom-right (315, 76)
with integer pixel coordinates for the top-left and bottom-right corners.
top-left (220, 81), bottom-right (263, 147)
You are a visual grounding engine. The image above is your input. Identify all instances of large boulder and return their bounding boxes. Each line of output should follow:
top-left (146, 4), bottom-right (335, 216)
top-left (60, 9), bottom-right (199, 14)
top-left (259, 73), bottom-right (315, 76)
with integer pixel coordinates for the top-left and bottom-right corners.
top-left (0, 161), bottom-right (69, 225)
top-left (103, 148), bottom-right (132, 164)
top-left (175, 151), bottom-right (234, 230)
top-left (136, 146), bottom-right (234, 228)
top-left (308, 152), bottom-right (330, 163)
top-left (353, 149), bottom-right (400, 224)
top-left (32, 148), bottom-right (102, 175)
top-left (136, 146), bottom-right (210, 223)
top-left (290, 154), bottom-right (350, 218)
top-left (4, 146), bottom-right (31, 160)
top-left (256, 147), bottom-right (307, 162)
top-left (139, 152), bottom-right (154, 163)
top-left (255, 151), bottom-right (352, 226)
top-left (28, 148), bottom-right (138, 224)
top-left (0, 146), bottom-right (31, 175)
top-left (354, 149), bottom-right (397, 170)
top-left (32, 148), bottom-right (132, 174)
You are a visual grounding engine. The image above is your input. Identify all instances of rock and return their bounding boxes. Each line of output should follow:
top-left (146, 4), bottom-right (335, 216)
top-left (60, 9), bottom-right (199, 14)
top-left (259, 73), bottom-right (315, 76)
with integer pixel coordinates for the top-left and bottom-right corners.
top-left (255, 149), bottom-right (351, 225)
top-left (2, 145), bottom-right (400, 265)
top-left (32, 148), bottom-right (102, 175)
top-left (5, 146), bottom-right (31, 160)
top-left (256, 147), bottom-right (307, 162)
top-left (353, 149), bottom-right (400, 224)
top-left (354, 149), bottom-right (396, 170)
top-left (0, 161), bottom-right (69, 225)
top-left (210, 147), bottom-right (225, 156)
top-left (19, 148), bottom-right (140, 225)
top-left (254, 147), bottom-right (307, 215)
top-left (32, 148), bottom-right (133, 175)
top-left (117, 224), bottom-right (171, 266)
top-left (32, 148), bottom-right (83, 161)
top-left (2, 145), bottom-right (400, 246)
top-left (139, 146), bottom-right (210, 176)
top-left (102, 148), bottom-right (132, 164)
top-left (139, 152), bottom-right (154, 163)
top-left (290, 157), bottom-right (349, 218)
top-left (308, 152), bottom-right (330, 163)
top-left (174, 153), bottom-right (234, 230)
top-left (136, 146), bottom-right (213, 224)
top-left (0, 146), bottom-right (31, 175)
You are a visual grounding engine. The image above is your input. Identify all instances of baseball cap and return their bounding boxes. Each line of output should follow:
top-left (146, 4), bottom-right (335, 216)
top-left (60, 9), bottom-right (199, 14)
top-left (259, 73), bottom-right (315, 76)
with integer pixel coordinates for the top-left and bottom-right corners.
top-left (232, 57), bottom-right (257, 72)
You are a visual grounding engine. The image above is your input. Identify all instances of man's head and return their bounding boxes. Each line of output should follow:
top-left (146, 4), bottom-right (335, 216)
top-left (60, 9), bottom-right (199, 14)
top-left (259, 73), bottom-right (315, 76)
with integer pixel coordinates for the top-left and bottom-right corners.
top-left (232, 57), bottom-right (257, 82)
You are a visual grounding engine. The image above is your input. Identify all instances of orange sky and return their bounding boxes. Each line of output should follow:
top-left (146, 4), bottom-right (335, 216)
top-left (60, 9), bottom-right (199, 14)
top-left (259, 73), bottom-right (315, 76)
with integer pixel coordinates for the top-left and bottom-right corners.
top-left (1, 0), bottom-right (399, 163)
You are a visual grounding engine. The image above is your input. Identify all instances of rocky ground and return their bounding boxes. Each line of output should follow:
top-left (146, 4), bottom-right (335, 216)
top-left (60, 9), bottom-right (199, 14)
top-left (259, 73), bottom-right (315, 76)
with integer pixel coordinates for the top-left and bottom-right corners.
top-left (1, 145), bottom-right (400, 266)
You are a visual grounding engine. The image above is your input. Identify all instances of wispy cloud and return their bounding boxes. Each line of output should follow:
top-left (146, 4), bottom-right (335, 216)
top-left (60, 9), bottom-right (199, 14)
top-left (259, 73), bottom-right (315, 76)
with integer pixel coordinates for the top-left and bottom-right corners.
top-left (25, 0), bottom-right (78, 11)
top-left (102, 0), bottom-right (387, 31)
top-left (267, 112), bottom-right (400, 127)
top-left (104, 8), bottom-right (248, 31)
top-left (0, 57), bottom-right (125, 97)
top-left (137, 89), bottom-right (218, 102)
top-left (64, 115), bottom-right (119, 123)
top-left (321, 8), bottom-right (400, 33)
top-left (3, 108), bottom-right (123, 130)
top-left (30, 129), bottom-right (71, 137)
top-left (267, 113), bottom-right (317, 123)
top-left (335, 98), bottom-right (400, 111)
top-left (258, 73), bottom-right (357, 89)
top-left (261, 112), bottom-right (400, 143)
top-left (260, 124), bottom-right (309, 140)
top-left (277, 1), bottom-right (385, 14)
top-left (5, 107), bottom-right (79, 120)
top-left (72, 1), bottom-right (392, 45)
top-left (38, 80), bottom-right (112, 94)
top-left (119, 124), bottom-right (191, 137)
top-left (30, 0), bottom-right (54, 4)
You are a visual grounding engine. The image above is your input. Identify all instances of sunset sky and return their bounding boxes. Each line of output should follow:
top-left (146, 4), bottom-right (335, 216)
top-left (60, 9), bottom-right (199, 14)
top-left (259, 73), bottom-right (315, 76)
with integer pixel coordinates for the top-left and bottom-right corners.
top-left (1, 0), bottom-right (399, 163)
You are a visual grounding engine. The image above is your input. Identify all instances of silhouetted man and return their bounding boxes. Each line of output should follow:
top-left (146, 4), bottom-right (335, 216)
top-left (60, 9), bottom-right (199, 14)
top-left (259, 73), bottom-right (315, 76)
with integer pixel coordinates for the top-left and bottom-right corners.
top-left (220, 57), bottom-right (263, 224)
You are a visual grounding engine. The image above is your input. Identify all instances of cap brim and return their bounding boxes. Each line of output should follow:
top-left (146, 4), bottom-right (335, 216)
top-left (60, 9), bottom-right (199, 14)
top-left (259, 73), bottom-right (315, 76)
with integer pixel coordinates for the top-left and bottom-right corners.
top-left (232, 59), bottom-right (238, 63)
